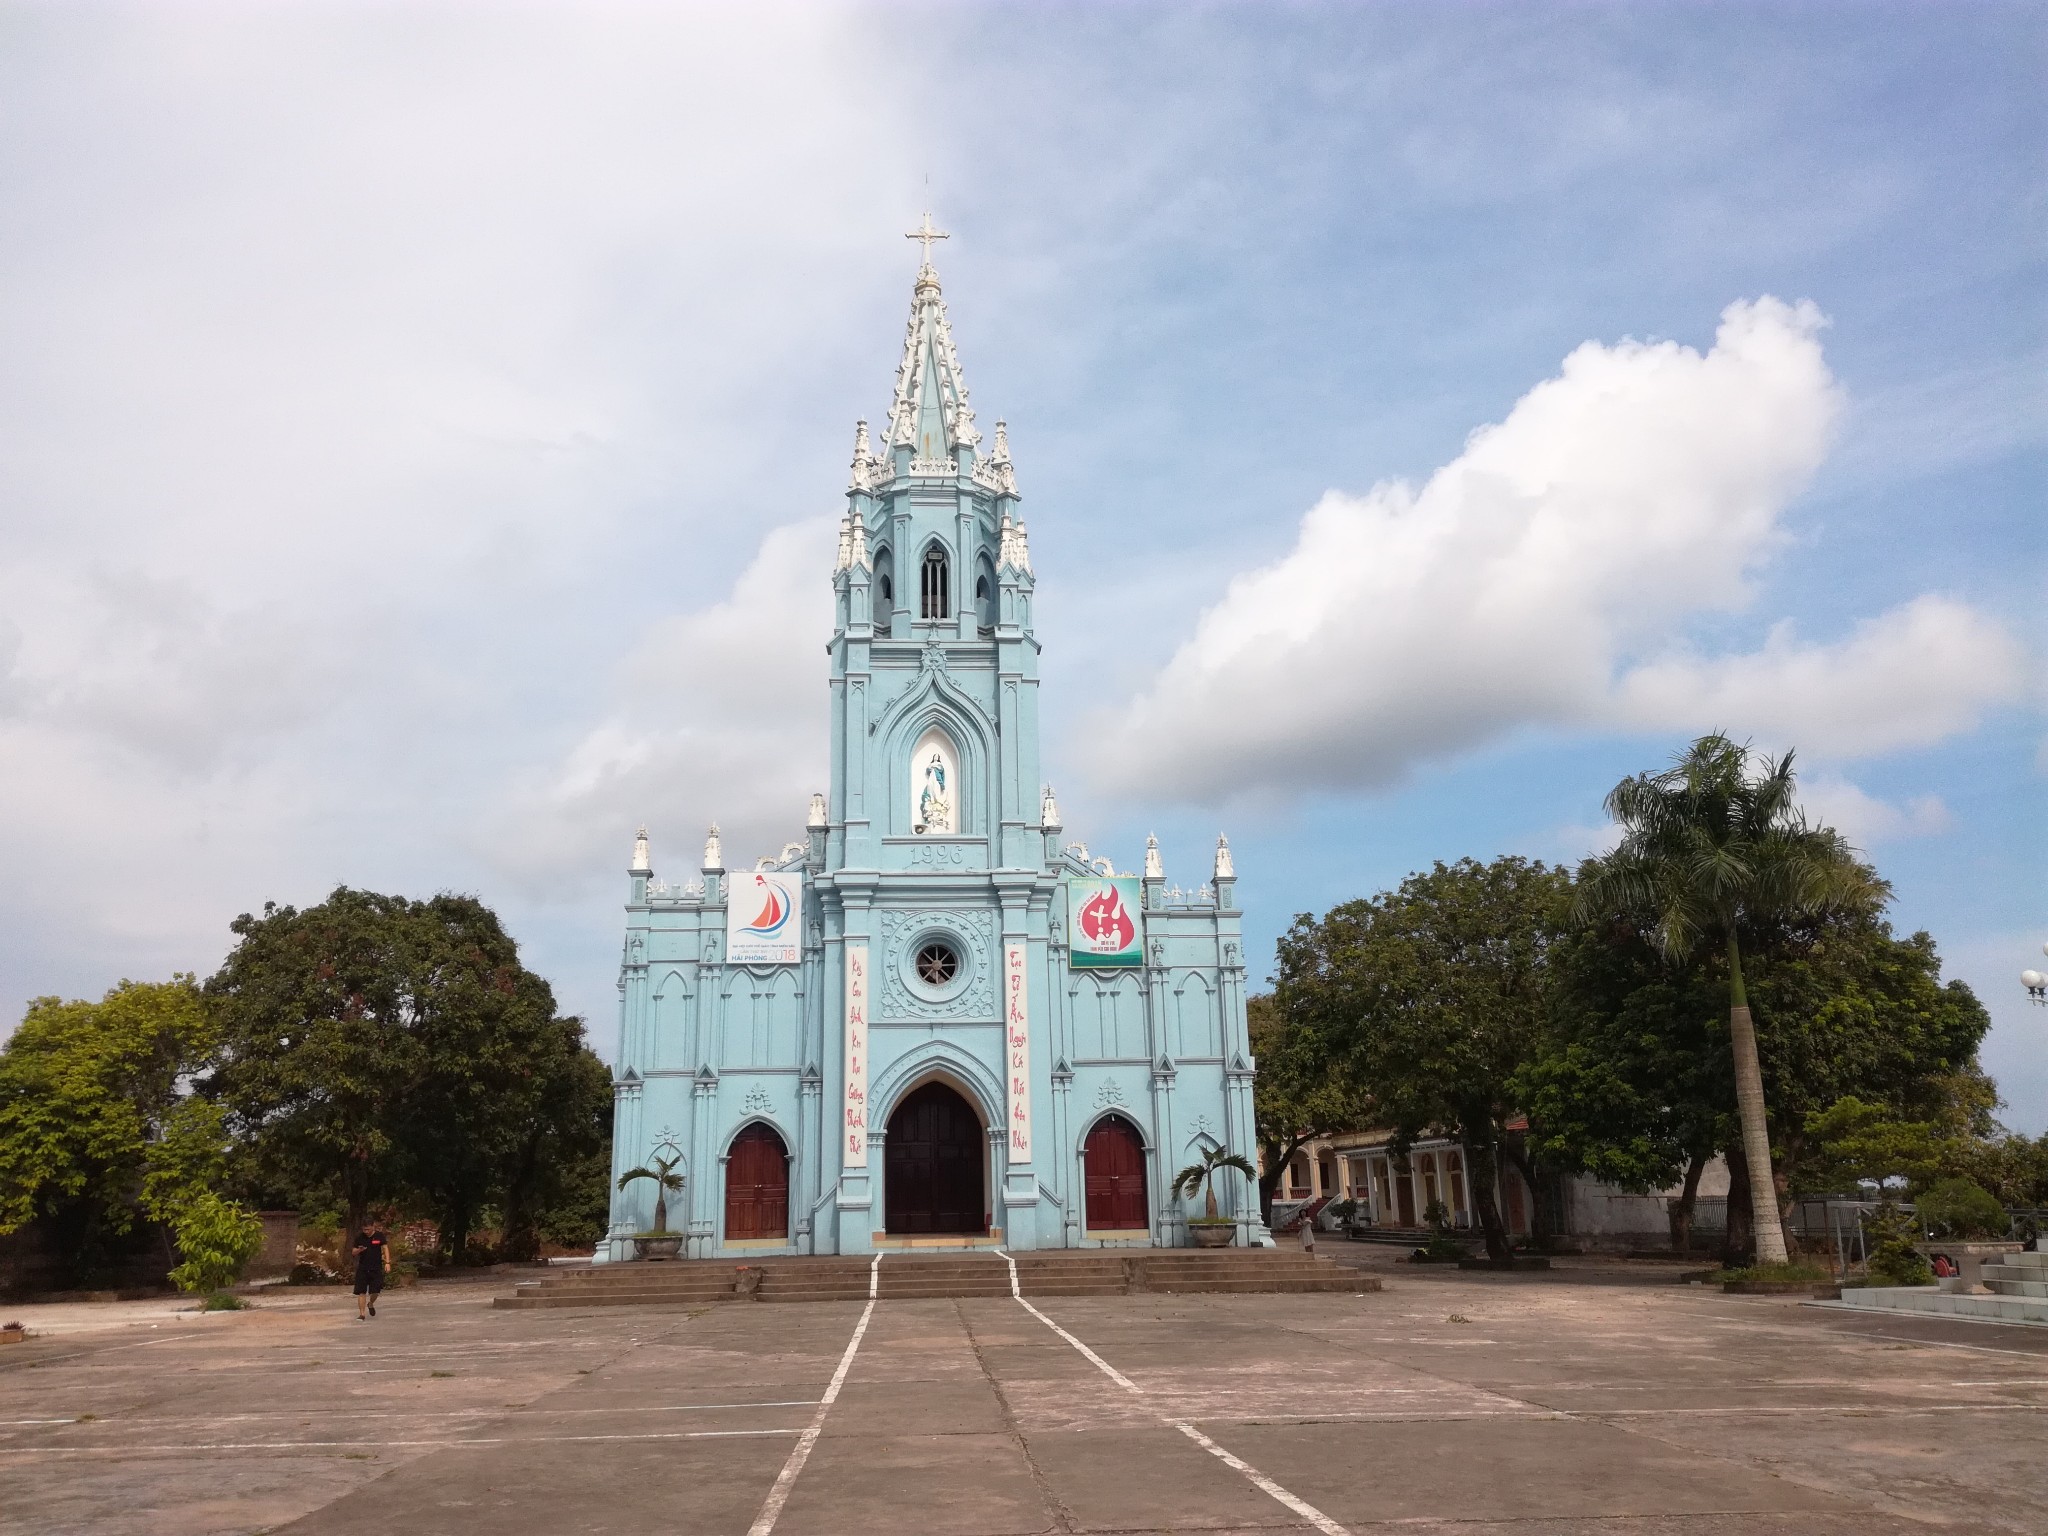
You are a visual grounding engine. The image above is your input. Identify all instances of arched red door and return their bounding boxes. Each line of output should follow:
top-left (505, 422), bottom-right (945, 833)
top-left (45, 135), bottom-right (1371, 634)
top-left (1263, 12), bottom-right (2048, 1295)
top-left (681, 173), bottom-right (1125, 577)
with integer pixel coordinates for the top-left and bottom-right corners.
top-left (885, 1082), bottom-right (985, 1234)
top-left (1084, 1115), bottom-right (1148, 1232)
top-left (725, 1124), bottom-right (789, 1240)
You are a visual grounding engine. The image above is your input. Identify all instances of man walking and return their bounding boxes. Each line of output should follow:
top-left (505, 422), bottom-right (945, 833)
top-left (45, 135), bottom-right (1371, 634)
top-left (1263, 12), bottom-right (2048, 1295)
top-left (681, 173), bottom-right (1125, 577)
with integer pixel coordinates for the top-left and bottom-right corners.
top-left (351, 1225), bottom-right (390, 1320)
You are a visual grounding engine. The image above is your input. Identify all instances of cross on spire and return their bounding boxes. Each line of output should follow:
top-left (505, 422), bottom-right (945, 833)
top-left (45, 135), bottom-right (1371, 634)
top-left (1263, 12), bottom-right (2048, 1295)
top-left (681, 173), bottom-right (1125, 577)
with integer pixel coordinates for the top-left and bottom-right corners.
top-left (905, 210), bottom-right (949, 264)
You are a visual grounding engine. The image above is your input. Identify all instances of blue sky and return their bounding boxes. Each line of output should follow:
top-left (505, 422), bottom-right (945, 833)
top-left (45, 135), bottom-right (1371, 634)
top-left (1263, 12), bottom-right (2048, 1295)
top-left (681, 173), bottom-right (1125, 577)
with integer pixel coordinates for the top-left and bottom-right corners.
top-left (1, 4), bottom-right (2041, 1128)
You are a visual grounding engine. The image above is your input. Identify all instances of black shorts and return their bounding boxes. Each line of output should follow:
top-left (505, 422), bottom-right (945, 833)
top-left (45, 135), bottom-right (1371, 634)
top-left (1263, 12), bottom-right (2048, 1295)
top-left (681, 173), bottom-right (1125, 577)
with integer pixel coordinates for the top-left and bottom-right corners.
top-left (353, 1272), bottom-right (385, 1297)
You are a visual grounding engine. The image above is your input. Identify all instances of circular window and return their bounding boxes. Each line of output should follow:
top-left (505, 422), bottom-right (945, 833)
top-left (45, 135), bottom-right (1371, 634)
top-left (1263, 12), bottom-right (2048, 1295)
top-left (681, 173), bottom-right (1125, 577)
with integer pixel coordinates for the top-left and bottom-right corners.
top-left (914, 941), bottom-right (959, 987)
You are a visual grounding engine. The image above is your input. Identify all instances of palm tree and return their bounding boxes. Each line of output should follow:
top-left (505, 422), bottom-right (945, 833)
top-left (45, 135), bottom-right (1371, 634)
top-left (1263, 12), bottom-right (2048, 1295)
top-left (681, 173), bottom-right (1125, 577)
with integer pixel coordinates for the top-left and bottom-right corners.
top-left (616, 1153), bottom-right (686, 1234)
top-left (1173, 1142), bottom-right (1259, 1223)
top-left (1575, 734), bottom-right (1886, 1266)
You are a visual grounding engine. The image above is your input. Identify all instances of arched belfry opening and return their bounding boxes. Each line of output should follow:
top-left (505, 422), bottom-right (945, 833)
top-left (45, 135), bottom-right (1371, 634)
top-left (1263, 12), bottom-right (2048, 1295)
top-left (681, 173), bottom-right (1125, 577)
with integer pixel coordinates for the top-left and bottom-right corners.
top-left (975, 553), bottom-right (996, 631)
top-left (885, 1081), bottom-right (986, 1235)
top-left (873, 544), bottom-right (895, 637)
top-left (919, 541), bottom-right (950, 620)
top-left (911, 725), bottom-right (958, 835)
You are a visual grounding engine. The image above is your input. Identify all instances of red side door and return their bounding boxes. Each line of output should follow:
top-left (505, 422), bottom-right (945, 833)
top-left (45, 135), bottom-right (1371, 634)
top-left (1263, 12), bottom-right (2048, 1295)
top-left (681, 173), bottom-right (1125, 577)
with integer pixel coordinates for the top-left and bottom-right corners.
top-left (1084, 1116), bottom-right (1147, 1231)
top-left (725, 1125), bottom-right (789, 1240)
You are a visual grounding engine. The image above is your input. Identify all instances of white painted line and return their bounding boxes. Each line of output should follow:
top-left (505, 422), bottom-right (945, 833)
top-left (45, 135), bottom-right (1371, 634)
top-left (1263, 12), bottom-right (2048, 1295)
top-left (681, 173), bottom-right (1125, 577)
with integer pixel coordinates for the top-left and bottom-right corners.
top-left (744, 1251), bottom-right (882, 1536)
top-left (0, 1428), bottom-right (801, 1455)
top-left (0, 1400), bottom-right (824, 1429)
top-left (992, 1250), bottom-right (1351, 1536)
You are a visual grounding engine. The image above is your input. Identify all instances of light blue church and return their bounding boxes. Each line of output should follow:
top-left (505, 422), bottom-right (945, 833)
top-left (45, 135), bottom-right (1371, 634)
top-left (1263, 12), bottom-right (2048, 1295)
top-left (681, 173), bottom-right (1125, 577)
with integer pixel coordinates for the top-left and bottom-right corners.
top-left (598, 237), bottom-right (1263, 1260)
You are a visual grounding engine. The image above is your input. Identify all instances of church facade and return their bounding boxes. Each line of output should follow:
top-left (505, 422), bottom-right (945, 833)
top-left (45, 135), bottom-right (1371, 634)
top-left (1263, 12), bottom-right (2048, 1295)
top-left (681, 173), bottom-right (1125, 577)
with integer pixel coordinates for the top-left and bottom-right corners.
top-left (597, 245), bottom-right (1263, 1260)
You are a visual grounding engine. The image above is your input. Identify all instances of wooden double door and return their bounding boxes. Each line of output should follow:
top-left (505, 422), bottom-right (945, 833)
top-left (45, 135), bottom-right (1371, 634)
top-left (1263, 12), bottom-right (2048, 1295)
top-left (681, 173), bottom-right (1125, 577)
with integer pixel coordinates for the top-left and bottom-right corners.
top-left (1084, 1115), bottom-right (1148, 1231)
top-left (884, 1082), bottom-right (985, 1235)
top-left (725, 1124), bottom-right (789, 1240)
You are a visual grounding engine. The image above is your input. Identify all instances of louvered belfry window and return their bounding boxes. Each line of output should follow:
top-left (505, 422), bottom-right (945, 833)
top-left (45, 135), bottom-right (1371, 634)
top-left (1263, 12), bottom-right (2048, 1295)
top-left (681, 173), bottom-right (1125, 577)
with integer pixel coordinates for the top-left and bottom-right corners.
top-left (920, 545), bottom-right (950, 619)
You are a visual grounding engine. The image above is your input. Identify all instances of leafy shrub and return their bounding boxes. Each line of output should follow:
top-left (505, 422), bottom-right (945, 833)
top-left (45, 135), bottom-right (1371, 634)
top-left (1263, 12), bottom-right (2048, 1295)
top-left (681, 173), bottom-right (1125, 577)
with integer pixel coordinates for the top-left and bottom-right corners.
top-left (1711, 1261), bottom-right (1830, 1286)
top-left (1915, 1178), bottom-right (2007, 1240)
top-left (201, 1292), bottom-right (249, 1311)
top-left (1864, 1199), bottom-right (1933, 1286)
top-left (167, 1192), bottom-right (264, 1294)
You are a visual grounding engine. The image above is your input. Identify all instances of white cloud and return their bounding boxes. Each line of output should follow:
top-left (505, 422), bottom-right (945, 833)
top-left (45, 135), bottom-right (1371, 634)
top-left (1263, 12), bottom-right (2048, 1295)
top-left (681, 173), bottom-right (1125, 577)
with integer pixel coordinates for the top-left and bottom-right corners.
top-left (1612, 597), bottom-right (2026, 756)
top-left (482, 519), bottom-right (835, 892)
top-left (1098, 298), bottom-right (2025, 802)
top-left (1794, 774), bottom-right (1953, 849)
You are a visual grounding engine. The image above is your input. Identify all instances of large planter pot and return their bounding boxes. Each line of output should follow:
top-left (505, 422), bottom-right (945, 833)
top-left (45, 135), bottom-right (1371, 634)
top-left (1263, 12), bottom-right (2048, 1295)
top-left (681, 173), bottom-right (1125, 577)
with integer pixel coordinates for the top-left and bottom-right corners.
top-left (1188, 1223), bottom-right (1235, 1248)
top-left (634, 1235), bottom-right (685, 1262)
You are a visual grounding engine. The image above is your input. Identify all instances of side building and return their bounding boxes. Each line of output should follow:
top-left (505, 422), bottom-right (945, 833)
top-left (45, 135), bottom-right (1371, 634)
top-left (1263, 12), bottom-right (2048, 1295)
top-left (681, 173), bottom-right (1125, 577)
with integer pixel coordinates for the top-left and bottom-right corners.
top-left (600, 246), bottom-right (1265, 1260)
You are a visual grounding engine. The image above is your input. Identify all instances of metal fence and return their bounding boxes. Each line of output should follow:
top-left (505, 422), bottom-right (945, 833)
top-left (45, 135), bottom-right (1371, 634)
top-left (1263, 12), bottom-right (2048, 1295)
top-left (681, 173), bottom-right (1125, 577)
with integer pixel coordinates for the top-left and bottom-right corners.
top-left (1785, 1196), bottom-right (2046, 1278)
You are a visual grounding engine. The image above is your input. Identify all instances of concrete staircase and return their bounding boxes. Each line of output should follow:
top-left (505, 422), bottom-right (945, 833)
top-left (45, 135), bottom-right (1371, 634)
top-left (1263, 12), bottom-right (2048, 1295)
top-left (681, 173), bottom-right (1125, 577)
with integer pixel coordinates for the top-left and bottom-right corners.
top-left (1984, 1246), bottom-right (2048, 1299)
top-left (1833, 1242), bottom-right (2048, 1327)
top-left (492, 1249), bottom-right (1371, 1311)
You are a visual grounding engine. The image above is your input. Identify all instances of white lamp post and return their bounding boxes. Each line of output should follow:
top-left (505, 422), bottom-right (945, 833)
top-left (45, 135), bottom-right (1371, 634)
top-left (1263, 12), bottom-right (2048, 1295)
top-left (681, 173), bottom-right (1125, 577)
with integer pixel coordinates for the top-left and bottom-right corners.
top-left (2023, 940), bottom-right (2048, 1006)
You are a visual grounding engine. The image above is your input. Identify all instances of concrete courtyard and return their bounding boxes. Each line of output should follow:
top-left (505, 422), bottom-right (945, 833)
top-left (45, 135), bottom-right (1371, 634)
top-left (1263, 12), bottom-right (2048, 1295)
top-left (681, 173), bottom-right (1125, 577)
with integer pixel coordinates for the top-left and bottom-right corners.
top-left (2, 1253), bottom-right (2041, 1536)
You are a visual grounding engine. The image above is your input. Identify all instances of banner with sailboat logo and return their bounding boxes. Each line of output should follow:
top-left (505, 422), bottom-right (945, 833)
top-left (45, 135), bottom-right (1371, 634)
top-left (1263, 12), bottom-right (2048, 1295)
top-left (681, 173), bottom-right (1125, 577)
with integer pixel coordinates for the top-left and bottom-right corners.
top-left (726, 871), bottom-right (803, 964)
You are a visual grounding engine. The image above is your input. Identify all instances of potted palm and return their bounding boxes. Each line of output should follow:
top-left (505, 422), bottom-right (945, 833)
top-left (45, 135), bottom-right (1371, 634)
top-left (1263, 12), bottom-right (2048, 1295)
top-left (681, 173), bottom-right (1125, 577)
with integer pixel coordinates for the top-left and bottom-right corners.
top-left (1173, 1143), bottom-right (1257, 1248)
top-left (617, 1154), bottom-right (687, 1260)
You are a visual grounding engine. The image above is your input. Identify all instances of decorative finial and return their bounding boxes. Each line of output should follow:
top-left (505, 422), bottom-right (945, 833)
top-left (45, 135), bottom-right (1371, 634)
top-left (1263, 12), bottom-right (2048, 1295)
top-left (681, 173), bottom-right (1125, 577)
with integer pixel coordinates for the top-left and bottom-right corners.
top-left (849, 419), bottom-right (874, 492)
top-left (1145, 834), bottom-right (1164, 881)
top-left (847, 505), bottom-right (868, 569)
top-left (703, 823), bottom-right (724, 872)
top-left (1214, 834), bottom-right (1234, 881)
top-left (989, 419), bottom-right (1018, 496)
top-left (631, 826), bottom-right (651, 873)
top-left (998, 512), bottom-right (1032, 573)
top-left (1041, 785), bottom-right (1062, 832)
top-left (808, 792), bottom-right (828, 830)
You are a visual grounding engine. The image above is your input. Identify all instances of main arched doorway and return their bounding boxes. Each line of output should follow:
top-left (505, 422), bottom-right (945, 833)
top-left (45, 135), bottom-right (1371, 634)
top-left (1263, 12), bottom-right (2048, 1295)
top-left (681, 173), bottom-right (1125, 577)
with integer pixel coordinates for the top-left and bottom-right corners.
top-left (884, 1081), bottom-right (985, 1235)
top-left (724, 1124), bottom-right (789, 1241)
top-left (1083, 1115), bottom-right (1148, 1234)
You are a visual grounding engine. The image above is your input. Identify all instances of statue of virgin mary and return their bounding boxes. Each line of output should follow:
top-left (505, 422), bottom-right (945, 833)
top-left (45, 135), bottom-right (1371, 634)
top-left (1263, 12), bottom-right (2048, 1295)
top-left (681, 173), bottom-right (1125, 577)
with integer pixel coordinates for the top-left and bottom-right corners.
top-left (917, 750), bottom-right (952, 834)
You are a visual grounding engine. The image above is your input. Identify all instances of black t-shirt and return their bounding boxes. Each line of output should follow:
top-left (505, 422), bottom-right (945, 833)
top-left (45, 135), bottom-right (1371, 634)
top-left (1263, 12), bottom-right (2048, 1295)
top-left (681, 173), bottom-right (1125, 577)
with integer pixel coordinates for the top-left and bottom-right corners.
top-left (353, 1232), bottom-right (388, 1282)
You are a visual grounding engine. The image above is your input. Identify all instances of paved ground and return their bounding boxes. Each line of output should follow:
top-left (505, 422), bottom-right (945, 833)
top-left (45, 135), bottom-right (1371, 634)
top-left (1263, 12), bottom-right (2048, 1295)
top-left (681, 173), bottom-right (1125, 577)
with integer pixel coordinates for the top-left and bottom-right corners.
top-left (2, 1250), bottom-right (2043, 1536)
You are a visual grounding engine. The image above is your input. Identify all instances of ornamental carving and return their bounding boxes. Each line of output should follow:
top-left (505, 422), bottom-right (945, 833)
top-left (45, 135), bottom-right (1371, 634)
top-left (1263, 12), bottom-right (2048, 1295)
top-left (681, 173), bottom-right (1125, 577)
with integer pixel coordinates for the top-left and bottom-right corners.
top-left (742, 1084), bottom-right (773, 1117)
top-left (877, 907), bottom-right (996, 1022)
top-left (1094, 1078), bottom-right (1128, 1110)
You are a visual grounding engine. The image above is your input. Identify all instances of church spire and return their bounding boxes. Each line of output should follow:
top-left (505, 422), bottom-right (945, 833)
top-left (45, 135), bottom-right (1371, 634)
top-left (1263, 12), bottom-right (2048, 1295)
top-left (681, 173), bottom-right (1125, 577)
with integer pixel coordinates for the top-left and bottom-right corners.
top-left (887, 218), bottom-right (979, 462)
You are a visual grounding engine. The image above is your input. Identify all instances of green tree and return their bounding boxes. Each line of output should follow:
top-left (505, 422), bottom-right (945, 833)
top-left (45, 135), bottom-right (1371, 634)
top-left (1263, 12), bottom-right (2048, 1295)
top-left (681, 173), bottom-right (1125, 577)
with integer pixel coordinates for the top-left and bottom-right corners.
top-left (0, 979), bottom-right (214, 1281)
top-left (1519, 928), bottom-right (1733, 1252)
top-left (1803, 1097), bottom-right (1950, 1191)
top-left (498, 1034), bottom-right (613, 1259)
top-left (206, 887), bottom-right (603, 1261)
top-left (1247, 992), bottom-right (1370, 1226)
top-left (1276, 857), bottom-right (1572, 1262)
top-left (206, 890), bottom-right (423, 1241)
top-left (1574, 734), bottom-right (1887, 1265)
top-left (384, 895), bottom-right (590, 1262)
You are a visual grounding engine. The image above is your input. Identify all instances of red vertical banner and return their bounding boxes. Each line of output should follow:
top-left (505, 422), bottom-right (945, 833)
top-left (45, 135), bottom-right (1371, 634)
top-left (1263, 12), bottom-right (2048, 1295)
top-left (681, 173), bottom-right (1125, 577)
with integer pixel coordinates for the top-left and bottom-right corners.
top-left (844, 943), bottom-right (869, 1169)
top-left (1004, 941), bottom-right (1031, 1162)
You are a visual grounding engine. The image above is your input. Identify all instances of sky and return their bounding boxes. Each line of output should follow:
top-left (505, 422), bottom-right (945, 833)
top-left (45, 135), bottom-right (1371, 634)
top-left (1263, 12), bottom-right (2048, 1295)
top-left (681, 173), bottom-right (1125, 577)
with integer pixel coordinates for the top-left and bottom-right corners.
top-left (1, 4), bottom-right (2042, 1130)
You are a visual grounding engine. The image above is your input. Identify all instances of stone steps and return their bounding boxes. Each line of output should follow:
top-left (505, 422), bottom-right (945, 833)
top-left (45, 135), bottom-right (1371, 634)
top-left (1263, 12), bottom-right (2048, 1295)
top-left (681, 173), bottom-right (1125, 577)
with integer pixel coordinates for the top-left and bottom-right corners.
top-left (1833, 1283), bottom-right (2048, 1327)
top-left (1982, 1252), bottom-right (2048, 1298)
top-left (492, 1250), bottom-right (1374, 1309)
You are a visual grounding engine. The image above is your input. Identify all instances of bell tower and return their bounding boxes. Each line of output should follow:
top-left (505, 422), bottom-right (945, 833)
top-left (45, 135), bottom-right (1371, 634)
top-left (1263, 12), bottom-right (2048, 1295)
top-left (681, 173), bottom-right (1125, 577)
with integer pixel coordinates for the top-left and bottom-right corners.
top-left (827, 228), bottom-right (1042, 876)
